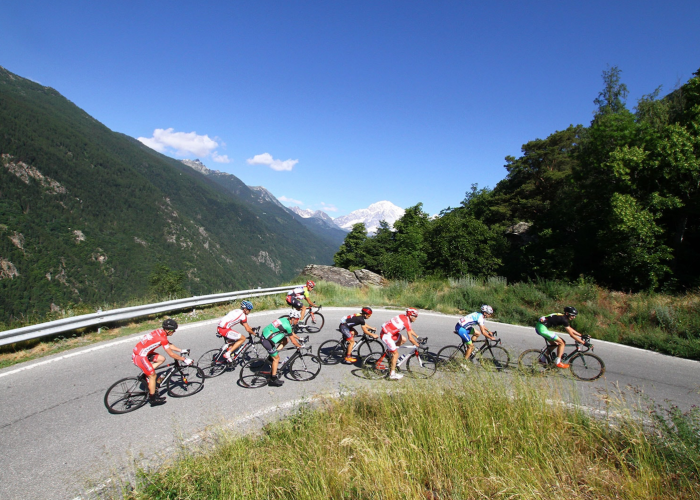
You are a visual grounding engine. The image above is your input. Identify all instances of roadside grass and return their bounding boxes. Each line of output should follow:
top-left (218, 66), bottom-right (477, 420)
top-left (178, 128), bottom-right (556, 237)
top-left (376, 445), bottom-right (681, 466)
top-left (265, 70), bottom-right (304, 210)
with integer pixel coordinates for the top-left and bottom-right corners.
top-left (123, 373), bottom-right (700, 500)
top-left (3, 275), bottom-right (700, 369)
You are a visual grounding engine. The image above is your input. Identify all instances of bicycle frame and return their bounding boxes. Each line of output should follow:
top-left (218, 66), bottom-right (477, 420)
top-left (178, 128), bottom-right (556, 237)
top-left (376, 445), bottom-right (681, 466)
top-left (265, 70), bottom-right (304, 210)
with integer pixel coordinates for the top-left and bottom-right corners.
top-left (377, 337), bottom-right (428, 369)
top-left (538, 338), bottom-right (595, 362)
top-left (214, 328), bottom-right (262, 364)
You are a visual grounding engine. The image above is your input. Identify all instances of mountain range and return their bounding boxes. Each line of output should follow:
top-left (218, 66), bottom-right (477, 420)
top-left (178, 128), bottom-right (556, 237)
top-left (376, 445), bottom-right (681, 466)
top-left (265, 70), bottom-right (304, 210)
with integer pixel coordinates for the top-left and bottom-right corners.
top-left (0, 66), bottom-right (340, 323)
top-left (289, 200), bottom-right (405, 234)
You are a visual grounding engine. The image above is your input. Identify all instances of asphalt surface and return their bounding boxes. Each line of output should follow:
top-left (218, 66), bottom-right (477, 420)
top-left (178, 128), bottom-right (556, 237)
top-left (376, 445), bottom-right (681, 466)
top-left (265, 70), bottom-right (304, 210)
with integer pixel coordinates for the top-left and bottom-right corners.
top-left (1, 307), bottom-right (698, 500)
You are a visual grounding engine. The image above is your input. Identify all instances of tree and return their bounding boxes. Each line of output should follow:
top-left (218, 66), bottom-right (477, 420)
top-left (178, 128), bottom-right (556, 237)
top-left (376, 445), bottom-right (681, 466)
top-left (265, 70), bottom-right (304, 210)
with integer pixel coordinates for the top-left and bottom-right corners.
top-left (333, 223), bottom-right (369, 270)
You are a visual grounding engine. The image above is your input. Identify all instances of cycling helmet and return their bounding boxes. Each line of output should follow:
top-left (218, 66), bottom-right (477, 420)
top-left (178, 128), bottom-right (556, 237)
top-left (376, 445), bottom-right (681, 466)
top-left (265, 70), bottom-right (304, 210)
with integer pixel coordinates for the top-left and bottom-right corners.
top-left (406, 308), bottom-right (418, 318)
top-left (306, 280), bottom-right (316, 289)
top-left (289, 310), bottom-right (301, 319)
top-left (241, 300), bottom-right (254, 311)
top-left (564, 306), bottom-right (578, 316)
top-left (361, 306), bottom-right (373, 316)
top-left (481, 305), bottom-right (494, 315)
top-left (162, 318), bottom-right (178, 331)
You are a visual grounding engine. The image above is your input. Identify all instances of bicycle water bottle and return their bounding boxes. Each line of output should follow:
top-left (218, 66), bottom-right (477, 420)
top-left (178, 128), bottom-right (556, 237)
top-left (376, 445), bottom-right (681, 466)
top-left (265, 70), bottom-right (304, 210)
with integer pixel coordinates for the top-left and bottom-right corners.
top-left (281, 356), bottom-right (290, 367)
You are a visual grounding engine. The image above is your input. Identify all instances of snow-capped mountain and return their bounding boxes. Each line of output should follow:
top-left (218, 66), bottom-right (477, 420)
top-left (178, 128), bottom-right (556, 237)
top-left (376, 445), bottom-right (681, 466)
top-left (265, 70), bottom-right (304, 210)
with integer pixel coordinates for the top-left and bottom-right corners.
top-left (288, 206), bottom-right (337, 225)
top-left (333, 201), bottom-right (404, 234)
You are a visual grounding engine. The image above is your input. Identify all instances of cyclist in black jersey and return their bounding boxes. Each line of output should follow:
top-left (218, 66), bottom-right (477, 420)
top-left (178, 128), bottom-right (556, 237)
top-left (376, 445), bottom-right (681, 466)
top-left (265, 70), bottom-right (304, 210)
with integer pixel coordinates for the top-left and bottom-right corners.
top-left (535, 306), bottom-right (585, 368)
top-left (339, 307), bottom-right (377, 363)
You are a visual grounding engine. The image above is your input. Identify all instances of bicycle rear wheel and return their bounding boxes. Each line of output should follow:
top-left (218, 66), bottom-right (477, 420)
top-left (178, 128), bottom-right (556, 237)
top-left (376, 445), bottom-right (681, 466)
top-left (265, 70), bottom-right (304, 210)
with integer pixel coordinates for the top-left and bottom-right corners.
top-left (568, 353), bottom-right (605, 381)
top-left (436, 345), bottom-right (466, 371)
top-left (361, 352), bottom-right (390, 380)
top-left (289, 353), bottom-right (322, 381)
top-left (104, 377), bottom-right (149, 414)
top-left (357, 339), bottom-right (384, 360)
top-left (406, 351), bottom-right (437, 378)
top-left (317, 339), bottom-right (344, 365)
top-left (167, 366), bottom-right (205, 397)
top-left (476, 346), bottom-right (510, 371)
top-left (197, 348), bottom-right (229, 378)
top-left (239, 357), bottom-right (272, 388)
top-left (518, 349), bottom-right (548, 375)
top-left (304, 312), bottom-right (325, 333)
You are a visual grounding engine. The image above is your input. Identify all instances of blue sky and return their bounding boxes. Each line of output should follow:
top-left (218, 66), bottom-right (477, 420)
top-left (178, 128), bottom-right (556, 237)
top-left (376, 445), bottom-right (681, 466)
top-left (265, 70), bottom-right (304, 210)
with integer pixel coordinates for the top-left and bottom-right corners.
top-left (2, 1), bottom-right (699, 217)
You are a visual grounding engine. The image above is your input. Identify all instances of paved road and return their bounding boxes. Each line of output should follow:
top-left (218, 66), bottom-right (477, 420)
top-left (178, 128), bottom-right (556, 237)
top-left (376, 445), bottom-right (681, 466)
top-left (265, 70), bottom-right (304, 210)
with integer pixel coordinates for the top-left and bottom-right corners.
top-left (1, 307), bottom-right (698, 499)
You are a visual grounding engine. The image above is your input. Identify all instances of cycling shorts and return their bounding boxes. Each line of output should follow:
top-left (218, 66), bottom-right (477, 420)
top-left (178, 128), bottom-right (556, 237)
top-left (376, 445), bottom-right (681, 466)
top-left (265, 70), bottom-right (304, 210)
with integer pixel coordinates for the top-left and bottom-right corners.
top-left (535, 322), bottom-right (560, 342)
top-left (261, 331), bottom-right (286, 357)
top-left (381, 332), bottom-right (398, 352)
top-left (455, 324), bottom-right (473, 344)
top-left (217, 326), bottom-right (243, 341)
top-left (339, 323), bottom-right (356, 340)
top-left (286, 295), bottom-right (303, 310)
top-left (132, 352), bottom-right (160, 376)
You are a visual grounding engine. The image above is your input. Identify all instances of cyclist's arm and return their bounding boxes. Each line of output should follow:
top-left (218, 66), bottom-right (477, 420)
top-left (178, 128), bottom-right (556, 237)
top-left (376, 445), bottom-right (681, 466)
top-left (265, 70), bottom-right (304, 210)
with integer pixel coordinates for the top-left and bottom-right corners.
top-left (361, 324), bottom-right (378, 338)
top-left (243, 322), bottom-right (256, 336)
top-left (564, 326), bottom-right (584, 344)
top-left (164, 345), bottom-right (187, 362)
top-left (288, 332), bottom-right (302, 349)
top-left (479, 324), bottom-right (495, 340)
top-left (407, 328), bottom-right (419, 347)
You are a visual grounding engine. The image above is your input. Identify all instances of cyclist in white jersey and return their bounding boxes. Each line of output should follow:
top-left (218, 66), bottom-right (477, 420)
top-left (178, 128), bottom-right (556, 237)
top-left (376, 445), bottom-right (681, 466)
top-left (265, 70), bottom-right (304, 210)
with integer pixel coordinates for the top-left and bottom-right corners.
top-left (455, 305), bottom-right (495, 363)
top-left (286, 280), bottom-right (317, 321)
top-left (380, 308), bottom-right (420, 380)
top-left (217, 300), bottom-right (257, 362)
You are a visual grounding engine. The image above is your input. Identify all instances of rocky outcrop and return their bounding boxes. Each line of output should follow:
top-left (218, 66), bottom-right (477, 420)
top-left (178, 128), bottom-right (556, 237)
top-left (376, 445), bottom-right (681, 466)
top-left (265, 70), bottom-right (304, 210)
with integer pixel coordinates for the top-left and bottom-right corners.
top-left (302, 264), bottom-right (386, 288)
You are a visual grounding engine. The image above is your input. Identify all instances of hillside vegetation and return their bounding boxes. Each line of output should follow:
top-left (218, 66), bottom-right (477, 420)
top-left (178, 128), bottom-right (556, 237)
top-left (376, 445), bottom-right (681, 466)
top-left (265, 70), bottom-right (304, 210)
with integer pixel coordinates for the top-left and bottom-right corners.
top-left (124, 376), bottom-right (700, 500)
top-left (335, 67), bottom-right (700, 292)
top-left (0, 66), bottom-right (337, 324)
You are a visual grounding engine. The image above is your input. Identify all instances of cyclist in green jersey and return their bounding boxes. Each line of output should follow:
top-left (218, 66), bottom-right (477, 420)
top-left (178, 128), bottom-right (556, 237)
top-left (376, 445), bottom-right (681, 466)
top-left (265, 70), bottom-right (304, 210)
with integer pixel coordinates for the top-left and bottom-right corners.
top-left (260, 310), bottom-right (303, 386)
top-left (535, 306), bottom-right (585, 368)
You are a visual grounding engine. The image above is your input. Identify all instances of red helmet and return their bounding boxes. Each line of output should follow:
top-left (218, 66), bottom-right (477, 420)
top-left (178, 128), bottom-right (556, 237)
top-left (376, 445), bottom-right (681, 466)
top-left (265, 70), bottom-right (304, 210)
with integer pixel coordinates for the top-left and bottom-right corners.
top-left (406, 308), bottom-right (418, 318)
top-left (361, 306), bottom-right (373, 316)
top-left (306, 280), bottom-right (316, 289)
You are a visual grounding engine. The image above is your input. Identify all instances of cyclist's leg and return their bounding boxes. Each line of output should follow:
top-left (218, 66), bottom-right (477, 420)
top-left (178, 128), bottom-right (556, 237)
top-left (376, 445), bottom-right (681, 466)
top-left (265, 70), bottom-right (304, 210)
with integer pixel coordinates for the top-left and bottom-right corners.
top-left (381, 332), bottom-right (399, 372)
top-left (455, 325), bottom-right (473, 359)
top-left (536, 324), bottom-right (565, 365)
top-left (227, 331), bottom-right (246, 355)
top-left (133, 353), bottom-right (162, 401)
top-left (340, 324), bottom-right (355, 358)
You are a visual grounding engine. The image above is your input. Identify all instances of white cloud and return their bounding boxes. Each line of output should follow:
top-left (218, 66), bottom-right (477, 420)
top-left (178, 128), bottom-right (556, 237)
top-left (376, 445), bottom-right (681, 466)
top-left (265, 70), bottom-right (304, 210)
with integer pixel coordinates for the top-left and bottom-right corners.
top-left (212, 152), bottom-right (231, 163)
top-left (138, 128), bottom-right (229, 162)
top-left (246, 152), bottom-right (298, 171)
top-left (279, 196), bottom-right (304, 205)
top-left (320, 202), bottom-right (338, 212)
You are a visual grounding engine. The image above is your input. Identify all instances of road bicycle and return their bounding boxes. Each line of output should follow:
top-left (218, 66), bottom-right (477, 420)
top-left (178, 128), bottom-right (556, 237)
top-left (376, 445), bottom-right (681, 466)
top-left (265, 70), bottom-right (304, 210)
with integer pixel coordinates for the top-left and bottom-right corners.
top-left (197, 327), bottom-right (263, 378)
top-left (239, 336), bottom-right (322, 388)
top-left (104, 349), bottom-right (205, 414)
top-left (436, 331), bottom-right (510, 372)
top-left (317, 329), bottom-right (384, 365)
top-left (361, 337), bottom-right (437, 379)
top-left (518, 335), bottom-right (605, 381)
top-left (279, 305), bottom-right (325, 333)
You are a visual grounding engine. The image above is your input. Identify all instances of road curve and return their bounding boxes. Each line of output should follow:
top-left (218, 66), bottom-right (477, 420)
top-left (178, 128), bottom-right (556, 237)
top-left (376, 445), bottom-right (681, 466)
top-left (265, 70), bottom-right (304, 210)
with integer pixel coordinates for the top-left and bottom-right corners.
top-left (1, 307), bottom-right (698, 500)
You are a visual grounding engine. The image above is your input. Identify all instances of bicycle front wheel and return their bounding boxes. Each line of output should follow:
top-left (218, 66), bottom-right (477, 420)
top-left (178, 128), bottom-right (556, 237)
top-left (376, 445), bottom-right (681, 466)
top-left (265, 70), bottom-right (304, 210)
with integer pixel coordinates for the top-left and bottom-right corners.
top-left (361, 352), bottom-right (389, 380)
top-left (239, 358), bottom-right (272, 388)
top-left (317, 339), bottom-right (344, 365)
top-left (436, 345), bottom-right (466, 372)
top-left (289, 353), bottom-right (322, 381)
top-left (167, 366), bottom-right (205, 397)
top-left (304, 312), bottom-right (325, 333)
top-left (104, 377), bottom-right (149, 414)
top-left (518, 349), bottom-right (548, 376)
top-left (197, 349), bottom-right (229, 378)
top-left (406, 351), bottom-right (437, 378)
top-left (568, 353), bottom-right (605, 381)
top-left (357, 339), bottom-right (384, 360)
top-left (476, 346), bottom-right (510, 371)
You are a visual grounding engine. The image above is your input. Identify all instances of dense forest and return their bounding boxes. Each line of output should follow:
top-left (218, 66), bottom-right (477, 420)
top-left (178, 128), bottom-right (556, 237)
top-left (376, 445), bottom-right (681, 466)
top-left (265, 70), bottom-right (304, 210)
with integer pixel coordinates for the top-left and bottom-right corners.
top-left (0, 66), bottom-right (337, 325)
top-left (335, 67), bottom-right (700, 292)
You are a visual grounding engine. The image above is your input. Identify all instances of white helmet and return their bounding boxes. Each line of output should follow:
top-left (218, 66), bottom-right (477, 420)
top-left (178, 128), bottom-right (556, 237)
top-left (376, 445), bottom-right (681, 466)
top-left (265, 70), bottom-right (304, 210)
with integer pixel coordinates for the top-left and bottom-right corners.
top-left (289, 310), bottom-right (301, 319)
top-left (481, 305), bottom-right (494, 315)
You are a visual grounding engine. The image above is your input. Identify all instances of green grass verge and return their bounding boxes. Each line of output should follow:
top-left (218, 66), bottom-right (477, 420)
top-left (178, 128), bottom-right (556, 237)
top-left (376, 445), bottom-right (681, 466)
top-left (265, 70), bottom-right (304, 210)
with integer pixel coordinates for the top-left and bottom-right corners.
top-left (123, 374), bottom-right (700, 499)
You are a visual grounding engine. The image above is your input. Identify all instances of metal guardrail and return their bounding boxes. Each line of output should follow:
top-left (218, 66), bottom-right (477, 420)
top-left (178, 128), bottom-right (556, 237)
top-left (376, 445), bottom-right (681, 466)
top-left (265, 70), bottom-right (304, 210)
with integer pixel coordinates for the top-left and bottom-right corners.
top-left (0, 284), bottom-right (302, 347)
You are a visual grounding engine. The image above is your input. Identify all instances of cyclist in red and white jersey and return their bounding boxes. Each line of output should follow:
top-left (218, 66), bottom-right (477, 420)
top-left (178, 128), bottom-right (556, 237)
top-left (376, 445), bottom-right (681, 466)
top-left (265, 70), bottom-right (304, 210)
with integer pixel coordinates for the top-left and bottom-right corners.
top-left (286, 280), bottom-right (318, 321)
top-left (132, 319), bottom-right (192, 406)
top-left (380, 308), bottom-right (420, 380)
top-left (217, 300), bottom-right (257, 362)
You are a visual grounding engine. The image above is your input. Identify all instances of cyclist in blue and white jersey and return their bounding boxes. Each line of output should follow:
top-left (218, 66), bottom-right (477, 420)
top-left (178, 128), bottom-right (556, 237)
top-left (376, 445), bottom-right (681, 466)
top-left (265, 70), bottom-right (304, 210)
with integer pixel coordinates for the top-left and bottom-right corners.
top-left (455, 305), bottom-right (495, 361)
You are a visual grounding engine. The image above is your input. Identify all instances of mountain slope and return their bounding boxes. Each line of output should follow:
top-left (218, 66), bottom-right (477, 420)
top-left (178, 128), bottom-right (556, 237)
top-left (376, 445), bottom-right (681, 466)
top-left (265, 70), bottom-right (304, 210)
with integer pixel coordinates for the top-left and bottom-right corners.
top-left (0, 66), bottom-right (336, 322)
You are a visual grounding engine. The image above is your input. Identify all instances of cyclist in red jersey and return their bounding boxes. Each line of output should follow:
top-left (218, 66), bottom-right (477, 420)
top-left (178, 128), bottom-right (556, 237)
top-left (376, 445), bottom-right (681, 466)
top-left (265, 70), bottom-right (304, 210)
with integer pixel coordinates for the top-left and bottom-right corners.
top-left (380, 308), bottom-right (420, 380)
top-left (132, 319), bottom-right (193, 406)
